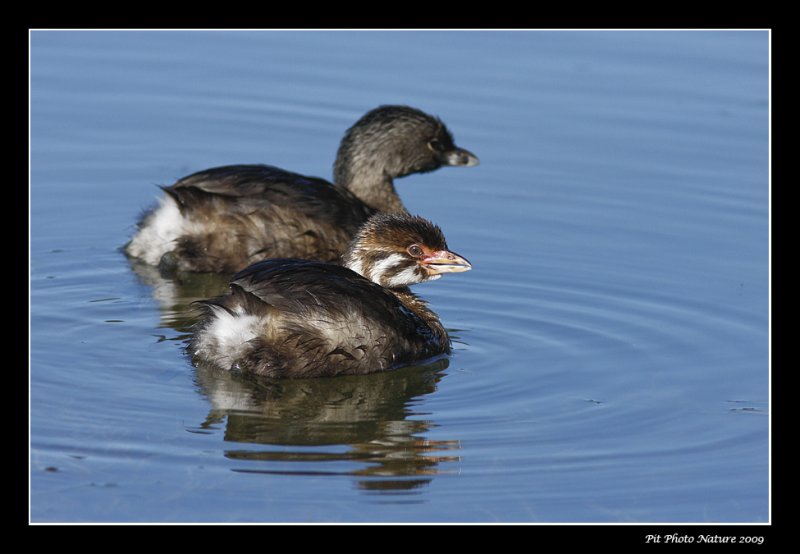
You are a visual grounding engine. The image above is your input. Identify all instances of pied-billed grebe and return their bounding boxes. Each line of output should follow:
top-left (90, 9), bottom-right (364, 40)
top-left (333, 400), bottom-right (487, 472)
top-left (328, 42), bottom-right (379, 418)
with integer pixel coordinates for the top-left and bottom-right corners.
top-left (190, 213), bottom-right (471, 378)
top-left (125, 105), bottom-right (478, 273)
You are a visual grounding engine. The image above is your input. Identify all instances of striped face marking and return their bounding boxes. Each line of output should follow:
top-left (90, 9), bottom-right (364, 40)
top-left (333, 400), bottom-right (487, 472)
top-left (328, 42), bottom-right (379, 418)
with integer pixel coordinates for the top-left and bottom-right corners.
top-left (366, 253), bottom-right (408, 285)
top-left (385, 265), bottom-right (428, 288)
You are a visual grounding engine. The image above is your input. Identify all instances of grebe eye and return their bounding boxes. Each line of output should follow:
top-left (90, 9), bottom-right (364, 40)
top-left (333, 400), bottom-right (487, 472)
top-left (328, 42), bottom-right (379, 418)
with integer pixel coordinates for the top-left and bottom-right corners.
top-left (407, 245), bottom-right (423, 257)
top-left (427, 139), bottom-right (442, 152)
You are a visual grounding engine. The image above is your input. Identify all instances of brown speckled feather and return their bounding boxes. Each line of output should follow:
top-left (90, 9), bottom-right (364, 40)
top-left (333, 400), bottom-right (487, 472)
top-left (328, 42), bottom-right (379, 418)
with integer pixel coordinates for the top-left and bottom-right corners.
top-left (161, 165), bottom-right (376, 272)
top-left (193, 259), bottom-right (449, 378)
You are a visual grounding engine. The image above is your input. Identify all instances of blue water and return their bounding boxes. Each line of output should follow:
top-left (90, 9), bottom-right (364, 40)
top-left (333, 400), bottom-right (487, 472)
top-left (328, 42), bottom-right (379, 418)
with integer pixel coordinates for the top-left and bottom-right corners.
top-left (30, 30), bottom-right (769, 524)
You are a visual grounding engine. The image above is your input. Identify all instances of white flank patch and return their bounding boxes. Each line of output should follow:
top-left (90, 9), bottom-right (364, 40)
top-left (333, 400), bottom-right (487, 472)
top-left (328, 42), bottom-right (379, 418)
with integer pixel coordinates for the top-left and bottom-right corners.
top-left (195, 305), bottom-right (262, 369)
top-left (126, 195), bottom-right (186, 264)
top-left (367, 253), bottom-right (406, 285)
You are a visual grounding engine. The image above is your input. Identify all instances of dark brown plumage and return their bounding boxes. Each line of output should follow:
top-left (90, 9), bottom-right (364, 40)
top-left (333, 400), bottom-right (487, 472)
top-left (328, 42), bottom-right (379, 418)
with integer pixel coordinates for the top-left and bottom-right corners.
top-left (125, 105), bottom-right (478, 273)
top-left (190, 213), bottom-right (471, 378)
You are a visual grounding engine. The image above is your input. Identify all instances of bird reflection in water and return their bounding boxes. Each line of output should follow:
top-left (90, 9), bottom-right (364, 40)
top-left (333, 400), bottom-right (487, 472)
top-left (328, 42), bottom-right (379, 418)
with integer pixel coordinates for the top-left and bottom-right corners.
top-left (191, 357), bottom-right (461, 493)
top-left (127, 256), bottom-right (231, 335)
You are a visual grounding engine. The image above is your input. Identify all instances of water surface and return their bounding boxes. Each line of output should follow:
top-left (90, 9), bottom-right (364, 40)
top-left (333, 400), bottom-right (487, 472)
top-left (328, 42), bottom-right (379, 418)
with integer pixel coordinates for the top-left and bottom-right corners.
top-left (30, 30), bottom-right (769, 523)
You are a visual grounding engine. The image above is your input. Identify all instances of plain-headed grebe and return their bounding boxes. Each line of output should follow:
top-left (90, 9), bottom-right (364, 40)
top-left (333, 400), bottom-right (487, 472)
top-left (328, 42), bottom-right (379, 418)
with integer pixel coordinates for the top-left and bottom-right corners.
top-left (125, 106), bottom-right (478, 273)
